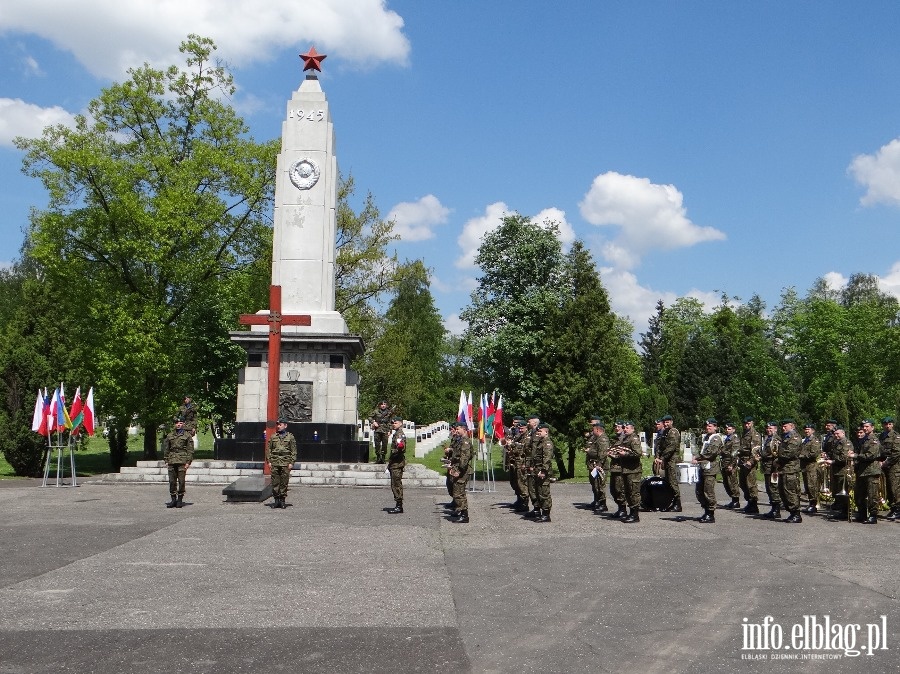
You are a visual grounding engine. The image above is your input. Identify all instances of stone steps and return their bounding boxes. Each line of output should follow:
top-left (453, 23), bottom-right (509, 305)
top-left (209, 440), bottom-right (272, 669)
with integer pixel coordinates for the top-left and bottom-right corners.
top-left (95, 460), bottom-right (445, 488)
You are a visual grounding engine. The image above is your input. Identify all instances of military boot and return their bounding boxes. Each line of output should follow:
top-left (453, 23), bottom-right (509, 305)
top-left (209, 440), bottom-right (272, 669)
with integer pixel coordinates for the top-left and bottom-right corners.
top-left (622, 508), bottom-right (640, 523)
top-left (594, 501), bottom-right (609, 513)
top-left (514, 498), bottom-right (529, 512)
top-left (537, 508), bottom-right (551, 523)
top-left (280, 498), bottom-right (289, 509)
top-left (802, 504), bottom-right (817, 514)
top-left (454, 510), bottom-right (469, 523)
top-left (524, 507), bottom-right (540, 519)
top-left (698, 510), bottom-right (715, 523)
top-left (886, 507), bottom-right (899, 521)
top-left (785, 511), bottom-right (803, 523)
top-left (272, 497), bottom-right (281, 509)
top-left (388, 502), bottom-right (403, 514)
top-left (166, 495), bottom-right (178, 508)
top-left (763, 505), bottom-right (781, 519)
top-left (742, 499), bottom-right (760, 514)
top-left (175, 495), bottom-right (184, 508)
top-left (722, 498), bottom-right (740, 509)
top-left (610, 505), bottom-right (625, 518)
top-left (662, 498), bottom-right (682, 512)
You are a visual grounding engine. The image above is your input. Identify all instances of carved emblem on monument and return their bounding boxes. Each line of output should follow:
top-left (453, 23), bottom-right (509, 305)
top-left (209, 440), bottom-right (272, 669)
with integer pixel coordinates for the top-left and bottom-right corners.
top-left (279, 381), bottom-right (313, 422)
top-left (289, 158), bottom-right (320, 190)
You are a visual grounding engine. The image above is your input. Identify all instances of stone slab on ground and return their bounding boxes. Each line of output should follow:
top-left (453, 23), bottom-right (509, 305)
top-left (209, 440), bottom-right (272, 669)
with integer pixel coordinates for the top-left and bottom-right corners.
top-left (221, 475), bottom-right (272, 502)
top-left (0, 480), bottom-right (896, 673)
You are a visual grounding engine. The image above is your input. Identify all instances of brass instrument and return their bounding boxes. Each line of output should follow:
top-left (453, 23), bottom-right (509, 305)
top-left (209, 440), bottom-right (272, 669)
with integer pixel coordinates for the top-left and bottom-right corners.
top-left (818, 452), bottom-right (831, 496)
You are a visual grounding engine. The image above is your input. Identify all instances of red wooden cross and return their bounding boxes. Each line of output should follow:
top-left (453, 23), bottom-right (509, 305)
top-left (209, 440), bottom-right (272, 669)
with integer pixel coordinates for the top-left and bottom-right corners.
top-left (239, 285), bottom-right (311, 473)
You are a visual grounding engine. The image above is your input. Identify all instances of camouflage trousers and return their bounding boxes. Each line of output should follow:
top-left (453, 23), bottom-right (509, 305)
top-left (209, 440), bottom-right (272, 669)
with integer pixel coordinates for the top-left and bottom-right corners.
top-left (452, 473), bottom-right (470, 511)
top-left (270, 464), bottom-right (292, 499)
top-left (609, 471), bottom-right (625, 507)
top-left (167, 463), bottom-right (187, 497)
top-left (509, 461), bottom-right (527, 498)
top-left (739, 463), bottom-right (758, 503)
top-left (721, 464), bottom-right (739, 500)
top-left (373, 433), bottom-right (389, 462)
top-left (778, 472), bottom-right (801, 512)
top-left (884, 464), bottom-right (900, 508)
top-left (855, 474), bottom-right (880, 516)
top-left (587, 461), bottom-right (607, 505)
top-left (801, 460), bottom-right (819, 504)
top-left (695, 472), bottom-right (717, 511)
top-left (534, 473), bottom-right (552, 511)
top-left (622, 472), bottom-right (641, 509)
top-left (764, 473), bottom-right (781, 506)
top-left (389, 462), bottom-right (405, 502)
top-left (662, 458), bottom-right (681, 499)
top-left (526, 471), bottom-right (537, 506)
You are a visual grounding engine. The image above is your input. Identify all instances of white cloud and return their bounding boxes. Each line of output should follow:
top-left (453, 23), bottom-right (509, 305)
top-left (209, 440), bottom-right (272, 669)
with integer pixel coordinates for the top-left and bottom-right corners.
top-left (442, 313), bottom-right (467, 336)
top-left (0, 98), bottom-right (77, 147)
top-left (455, 201), bottom-right (510, 269)
top-left (533, 207), bottom-right (575, 248)
top-left (579, 171), bottom-right (726, 268)
top-left (22, 55), bottom-right (43, 77)
top-left (823, 271), bottom-right (848, 292)
top-left (600, 266), bottom-right (718, 335)
top-left (0, 0), bottom-right (410, 80)
top-left (387, 194), bottom-right (450, 242)
top-left (849, 138), bottom-right (900, 208)
top-left (880, 262), bottom-right (900, 299)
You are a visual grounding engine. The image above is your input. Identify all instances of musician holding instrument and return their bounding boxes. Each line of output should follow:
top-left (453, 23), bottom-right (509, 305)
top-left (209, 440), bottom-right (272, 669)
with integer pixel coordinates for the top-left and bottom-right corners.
top-left (850, 419), bottom-right (882, 524)
top-left (608, 421), bottom-right (628, 519)
top-left (719, 422), bottom-right (741, 510)
top-left (799, 423), bottom-right (821, 514)
top-left (501, 416), bottom-right (529, 512)
top-left (658, 415), bottom-right (683, 512)
top-left (583, 416), bottom-right (610, 512)
top-left (776, 419), bottom-right (804, 523)
top-left (739, 417), bottom-right (762, 514)
top-left (879, 417), bottom-right (899, 521)
top-left (760, 421), bottom-right (782, 519)
top-left (523, 414), bottom-right (541, 519)
top-left (823, 425), bottom-right (851, 519)
top-left (616, 421), bottom-right (644, 523)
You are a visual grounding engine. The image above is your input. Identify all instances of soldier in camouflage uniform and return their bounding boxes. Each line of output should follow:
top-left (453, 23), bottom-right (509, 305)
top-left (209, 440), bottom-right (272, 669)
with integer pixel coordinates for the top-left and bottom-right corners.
top-left (501, 416), bottom-right (529, 511)
top-left (523, 415), bottom-right (541, 519)
top-left (370, 401), bottom-right (394, 464)
top-left (163, 419), bottom-right (194, 508)
top-left (583, 416), bottom-right (610, 512)
top-left (799, 423), bottom-right (821, 514)
top-left (760, 421), bottom-right (782, 519)
top-left (177, 396), bottom-right (198, 434)
top-left (449, 422), bottom-right (474, 523)
top-left (775, 419), bottom-right (803, 523)
top-left (617, 421), bottom-right (644, 523)
top-left (532, 423), bottom-right (555, 522)
top-left (443, 422), bottom-right (462, 510)
top-left (823, 425), bottom-right (851, 518)
top-left (693, 419), bottom-right (723, 522)
top-left (719, 422), bottom-right (741, 509)
top-left (850, 419), bottom-right (882, 524)
top-left (879, 417), bottom-right (900, 521)
top-left (820, 419), bottom-right (838, 504)
top-left (739, 417), bottom-right (762, 514)
top-left (267, 419), bottom-right (297, 509)
top-left (387, 417), bottom-right (407, 514)
top-left (658, 415), bottom-right (682, 512)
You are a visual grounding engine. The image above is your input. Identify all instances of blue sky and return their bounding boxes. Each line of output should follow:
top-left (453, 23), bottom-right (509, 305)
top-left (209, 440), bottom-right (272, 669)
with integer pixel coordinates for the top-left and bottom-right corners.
top-left (2, 1), bottom-right (900, 335)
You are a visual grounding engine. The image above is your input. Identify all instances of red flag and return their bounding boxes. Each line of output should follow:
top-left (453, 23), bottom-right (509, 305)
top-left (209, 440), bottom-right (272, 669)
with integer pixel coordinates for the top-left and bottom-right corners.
top-left (494, 395), bottom-right (505, 440)
top-left (83, 387), bottom-right (95, 436)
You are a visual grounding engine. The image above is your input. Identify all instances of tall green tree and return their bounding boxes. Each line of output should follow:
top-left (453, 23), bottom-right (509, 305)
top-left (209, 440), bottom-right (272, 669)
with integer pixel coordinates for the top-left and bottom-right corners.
top-left (15, 35), bottom-right (278, 461)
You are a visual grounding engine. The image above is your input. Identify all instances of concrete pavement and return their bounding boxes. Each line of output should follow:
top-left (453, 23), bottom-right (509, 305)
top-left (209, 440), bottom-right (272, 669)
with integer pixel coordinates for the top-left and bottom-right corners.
top-left (0, 480), bottom-right (897, 673)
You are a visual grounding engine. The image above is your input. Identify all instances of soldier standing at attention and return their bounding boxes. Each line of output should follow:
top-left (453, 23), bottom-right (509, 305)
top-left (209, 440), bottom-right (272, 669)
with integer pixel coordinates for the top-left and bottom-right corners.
top-left (386, 417), bottom-right (407, 514)
top-left (443, 422), bottom-right (461, 511)
top-left (879, 417), bottom-right (900, 521)
top-left (532, 423), bottom-right (555, 522)
top-left (177, 396), bottom-right (199, 450)
top-left (739, 417), bottom-right (762, 514)
top-left (449, 422), bottom-right (474, 523)
top-left (607, 421), bottom-right (627, 519)
top-left (775, 419), bottom-right (803, 523)
top-left (583, 417), bottom-right (610, 512)
top-left (760, 421), bottom-right (781, 519)
top-left (267, 419), bottom-right (297, 509)
top-left (523, 414), bottom-right (541, 519)
top-left (823, 425), bottom-right (851, 518)
top-left (849, 419), bottom-right (882, 524)
top-left (719, 422), bottom-right (741, 509)
top-left (370, 401), bottom-right (393, 464)
top-left (693, 419), bottom-right (723, 522)
top-left (658, 415), bottom-right (682, 512)
top-left (164, 418), bottom-right (194, 508)
top-left (799, 423), bottom-right (821, 514)
top-left (617, 421), bottom-right (644, 523)
top-left (501, 416), bottom-right (528, 512)
top-left (820, 419), bottom-right (838, 499)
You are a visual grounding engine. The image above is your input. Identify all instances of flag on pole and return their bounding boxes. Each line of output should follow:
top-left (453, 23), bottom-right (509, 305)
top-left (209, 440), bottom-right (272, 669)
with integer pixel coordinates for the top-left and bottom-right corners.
top-left (48, 388), bottom-right (61, 432)
top-left (466, 391), bottom-right (475, 432)
top-left (457, 390), bottom-right (467, 425)
top-left (83, 387), bottom-right (95, 436)
top-left (69, 387), bottom-right (84, 435)
top-left (38, 388), bottom-right (50, 435)
top-left (31, 389), bottom-right (43, 433)
top-left (493, 395), bottom-right (505, 440)
top-left (478, 393), bottom-right (487, 442)
top-left (61, 383), bottom-right (73, 429)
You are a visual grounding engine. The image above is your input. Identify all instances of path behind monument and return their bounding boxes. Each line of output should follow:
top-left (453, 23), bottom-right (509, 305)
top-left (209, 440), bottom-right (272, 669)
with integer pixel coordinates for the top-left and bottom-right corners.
top-left (0, 481), bottom-right (896, 673)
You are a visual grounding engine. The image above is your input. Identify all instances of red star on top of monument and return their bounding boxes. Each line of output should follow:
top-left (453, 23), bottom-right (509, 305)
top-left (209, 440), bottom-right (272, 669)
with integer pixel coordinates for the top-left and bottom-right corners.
top-left (300, 46), bottom-right (327, 72)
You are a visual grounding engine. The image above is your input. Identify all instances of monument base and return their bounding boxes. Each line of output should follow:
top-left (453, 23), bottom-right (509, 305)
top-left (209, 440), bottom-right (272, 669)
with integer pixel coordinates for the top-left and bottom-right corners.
top-left (215, 421), bottom-right (369, 463)
top-left (222, 476), bottom-right (273, 503)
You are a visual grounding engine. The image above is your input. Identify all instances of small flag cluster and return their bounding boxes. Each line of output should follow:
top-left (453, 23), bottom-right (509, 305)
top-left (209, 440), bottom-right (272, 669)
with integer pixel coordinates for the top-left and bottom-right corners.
top-left (30, 384), bottom-right (95, 437)
top-left (456, 391), bottom-right (504, 442)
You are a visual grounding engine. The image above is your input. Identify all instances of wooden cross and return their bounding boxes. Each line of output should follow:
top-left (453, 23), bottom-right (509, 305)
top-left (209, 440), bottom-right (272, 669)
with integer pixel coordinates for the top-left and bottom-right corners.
top-left (238, 285), bottom-right (311, 473)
